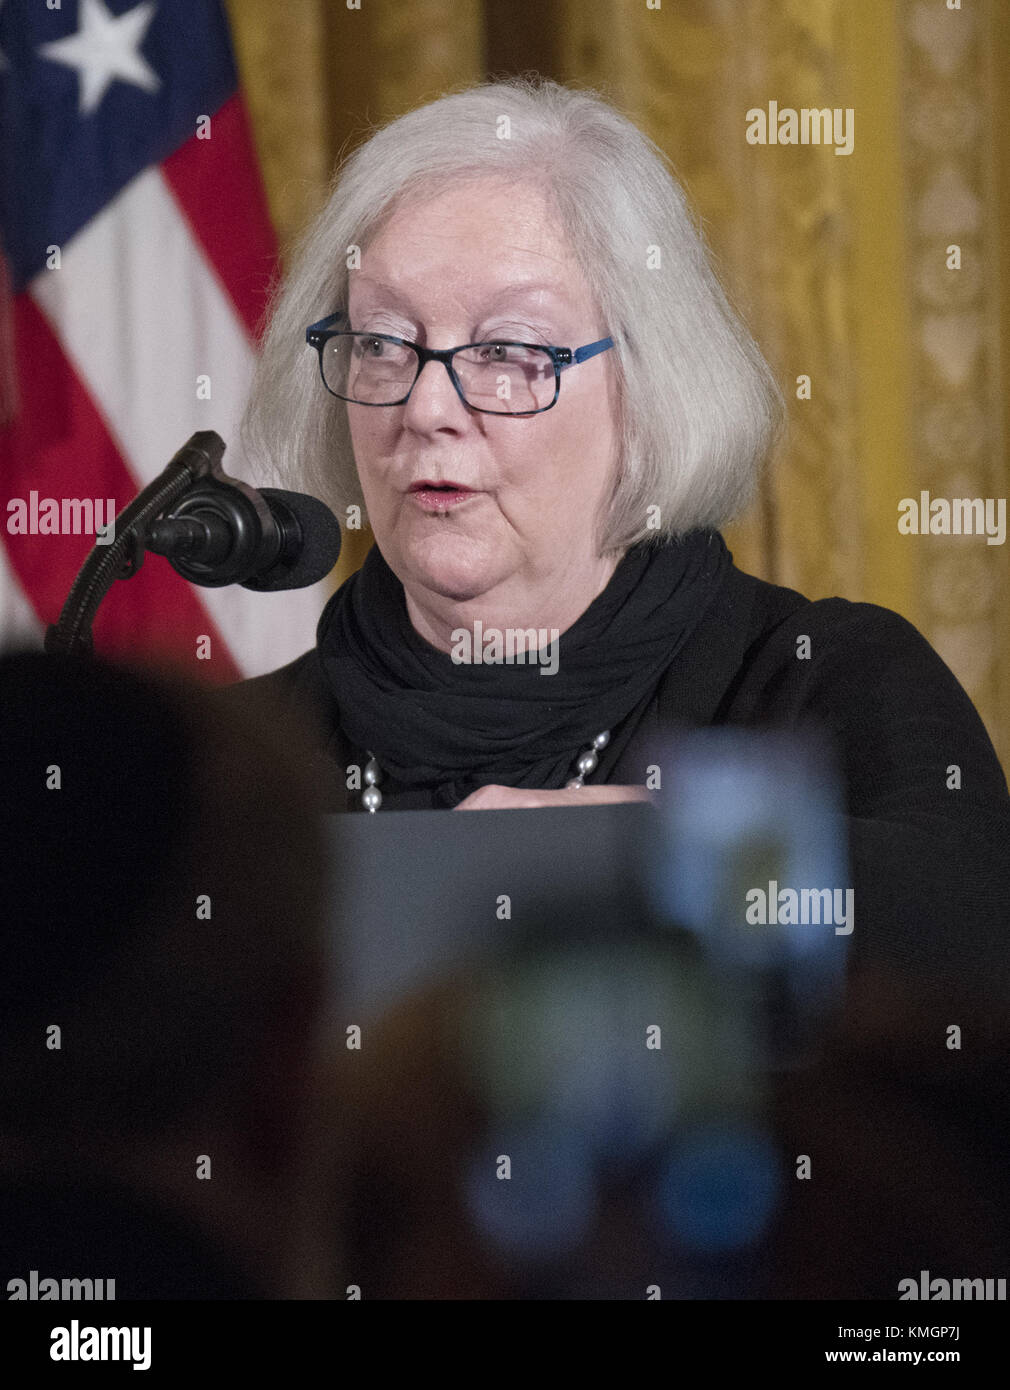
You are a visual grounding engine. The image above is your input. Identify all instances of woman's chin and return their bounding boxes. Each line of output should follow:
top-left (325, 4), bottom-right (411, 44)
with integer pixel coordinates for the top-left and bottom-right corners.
top-left (396, 529), bottom-right (505, 602)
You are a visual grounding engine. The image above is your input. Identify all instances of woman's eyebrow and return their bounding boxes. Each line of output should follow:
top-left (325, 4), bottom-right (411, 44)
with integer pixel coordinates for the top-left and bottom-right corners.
top-left (352, 279), bottom-right (567, 311)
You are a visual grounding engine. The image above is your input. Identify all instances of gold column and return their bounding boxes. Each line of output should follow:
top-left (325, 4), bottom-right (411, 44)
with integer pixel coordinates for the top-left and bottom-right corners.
top-left (561, 0), bottom-right (867, 598)
top-left (893, 0), bottom-right (1008, 765)
top-left (224, 0), bottom-right (331, 261)
top-left (835, 0), bottom-right (917, 623)
top-left (992, 0), bottom-right (1010, 766)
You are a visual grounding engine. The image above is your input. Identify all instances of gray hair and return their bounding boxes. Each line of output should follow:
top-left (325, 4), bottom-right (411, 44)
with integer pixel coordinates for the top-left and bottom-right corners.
top-left (241, 76), bottom-right (784, 554)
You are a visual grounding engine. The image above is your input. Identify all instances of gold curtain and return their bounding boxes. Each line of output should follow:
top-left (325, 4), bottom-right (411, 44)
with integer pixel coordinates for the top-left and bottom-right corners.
top-left (225, 0), bottom-right (1009, 766)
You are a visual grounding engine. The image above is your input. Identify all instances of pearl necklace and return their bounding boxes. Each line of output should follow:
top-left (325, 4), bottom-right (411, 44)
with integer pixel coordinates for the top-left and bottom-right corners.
top-left (359, 730), bottom-right (612, 812)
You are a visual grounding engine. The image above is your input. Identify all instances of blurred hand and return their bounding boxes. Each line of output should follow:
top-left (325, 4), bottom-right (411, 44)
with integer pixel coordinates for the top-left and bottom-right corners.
top-left (453, 784), bottom-right (653, 810)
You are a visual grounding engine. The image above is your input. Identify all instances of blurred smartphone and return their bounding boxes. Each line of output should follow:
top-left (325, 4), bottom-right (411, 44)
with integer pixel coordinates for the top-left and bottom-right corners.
top-left (454, 728), bottom-right (851, 1295)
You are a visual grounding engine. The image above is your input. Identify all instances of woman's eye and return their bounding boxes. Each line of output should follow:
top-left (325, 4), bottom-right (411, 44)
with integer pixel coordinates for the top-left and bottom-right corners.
top-left (477, 342), bottom-right (517, 364)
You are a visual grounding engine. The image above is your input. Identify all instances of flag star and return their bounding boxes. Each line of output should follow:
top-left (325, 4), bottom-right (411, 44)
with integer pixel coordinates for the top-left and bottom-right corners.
top-left (39, 0), bottom-right (160, 116)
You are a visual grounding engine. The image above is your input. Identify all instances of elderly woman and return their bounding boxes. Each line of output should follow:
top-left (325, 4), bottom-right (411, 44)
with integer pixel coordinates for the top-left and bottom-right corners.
top-left (231, 78), bottom-right (1008, 927)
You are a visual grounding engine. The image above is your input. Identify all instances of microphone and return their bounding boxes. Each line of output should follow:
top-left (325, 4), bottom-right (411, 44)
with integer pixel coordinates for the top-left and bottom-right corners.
top-left (144, 483), bottom-right (342, 591)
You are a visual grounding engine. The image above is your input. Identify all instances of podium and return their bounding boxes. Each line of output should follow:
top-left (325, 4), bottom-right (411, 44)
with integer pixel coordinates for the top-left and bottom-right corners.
top-left (324, 801), bottom-right (660, 1020)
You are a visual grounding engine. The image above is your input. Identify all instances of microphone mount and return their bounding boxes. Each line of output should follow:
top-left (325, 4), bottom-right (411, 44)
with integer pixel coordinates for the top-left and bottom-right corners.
top-left (44, 431), bottom-right (282, 658)
top-left (143, 481), bottom-right (301, 589)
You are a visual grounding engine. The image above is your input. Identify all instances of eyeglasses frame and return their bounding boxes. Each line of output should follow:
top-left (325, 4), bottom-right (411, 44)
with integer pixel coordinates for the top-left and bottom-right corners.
top-left (305, 311), bottom-right (615, 417)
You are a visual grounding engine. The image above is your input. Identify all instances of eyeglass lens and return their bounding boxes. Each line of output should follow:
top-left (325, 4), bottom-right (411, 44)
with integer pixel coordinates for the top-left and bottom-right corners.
top-left (321, 334), bottom-right (557, 413)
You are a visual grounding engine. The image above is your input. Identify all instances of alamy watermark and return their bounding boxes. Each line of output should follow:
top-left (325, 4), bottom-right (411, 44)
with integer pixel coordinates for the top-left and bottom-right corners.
top-left (6, 492), bottom-right (116, 545)
top-left (745, 881), bottom-right (854, 935)
top-left (899, 1271), bottom-right (1006, 1300)
top-left (451, 622), bottom-right (559, 677)
top-left (7, 1270), bottom-right (115, 1300)
top-left (898, 492), bottom-right (1006, 545)
top-left (49, 1319), bottom-right (151, 1371)
top-left (745, 102), bottom-right (854, 156)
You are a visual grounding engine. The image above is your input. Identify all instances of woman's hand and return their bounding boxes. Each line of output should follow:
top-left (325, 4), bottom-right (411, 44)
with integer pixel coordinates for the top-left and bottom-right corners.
top-left (453, 783), bottom-right (653, 810)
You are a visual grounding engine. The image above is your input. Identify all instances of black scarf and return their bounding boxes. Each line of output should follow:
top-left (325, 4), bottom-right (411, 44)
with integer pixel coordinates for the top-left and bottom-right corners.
top-left (316, 529), bottom-right (731, 807)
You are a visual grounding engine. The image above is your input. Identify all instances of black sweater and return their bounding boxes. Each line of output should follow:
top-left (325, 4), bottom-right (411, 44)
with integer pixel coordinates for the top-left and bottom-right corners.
top-left (212, 558), bottom-right (1010, 997)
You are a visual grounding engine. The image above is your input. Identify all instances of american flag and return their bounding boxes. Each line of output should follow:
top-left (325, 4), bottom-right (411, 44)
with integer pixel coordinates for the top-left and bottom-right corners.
top-left (0, 0), bottom-right (328, 680)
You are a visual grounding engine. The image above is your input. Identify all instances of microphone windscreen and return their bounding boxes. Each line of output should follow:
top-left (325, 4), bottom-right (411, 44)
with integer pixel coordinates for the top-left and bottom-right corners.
top-left (245, 488), bottom-right (343, 591)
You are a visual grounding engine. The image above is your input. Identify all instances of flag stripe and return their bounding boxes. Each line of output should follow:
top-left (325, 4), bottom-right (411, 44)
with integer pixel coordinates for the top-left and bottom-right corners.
top-left (0, 293), bottom-right (241, 679)
top-left (26, 166), bottom-right (327, 677)
top-left (30, 165), bottom-right (258, 490)
top-left (160, 93), bottom-right (278, 344)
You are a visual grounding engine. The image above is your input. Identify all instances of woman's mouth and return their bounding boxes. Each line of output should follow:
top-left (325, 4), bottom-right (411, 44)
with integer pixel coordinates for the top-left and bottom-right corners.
top-left (408, 481), bottom-right (480, 510)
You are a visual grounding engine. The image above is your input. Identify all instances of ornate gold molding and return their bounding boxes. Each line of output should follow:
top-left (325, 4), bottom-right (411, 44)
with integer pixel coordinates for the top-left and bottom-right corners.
top-left (899, 0), bottom-right (1007, 761)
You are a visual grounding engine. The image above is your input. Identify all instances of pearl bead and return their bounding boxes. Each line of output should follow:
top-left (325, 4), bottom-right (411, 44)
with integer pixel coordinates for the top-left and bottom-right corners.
top-left (362, 729), bottom-right (610, 809)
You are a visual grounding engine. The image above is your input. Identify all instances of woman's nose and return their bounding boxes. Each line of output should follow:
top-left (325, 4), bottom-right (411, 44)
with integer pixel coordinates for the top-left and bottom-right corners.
top-left (403, 355), bottom-right (471, 426)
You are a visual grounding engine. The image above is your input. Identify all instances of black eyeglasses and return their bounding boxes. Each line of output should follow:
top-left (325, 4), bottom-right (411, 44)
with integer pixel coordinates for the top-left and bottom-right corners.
top-left (305, 311), bottom-right (615, 417)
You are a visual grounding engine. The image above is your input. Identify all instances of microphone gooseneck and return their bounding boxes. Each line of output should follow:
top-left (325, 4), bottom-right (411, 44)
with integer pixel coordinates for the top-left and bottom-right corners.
top-left (45, 432), bottom-right (343, 659)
